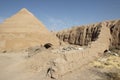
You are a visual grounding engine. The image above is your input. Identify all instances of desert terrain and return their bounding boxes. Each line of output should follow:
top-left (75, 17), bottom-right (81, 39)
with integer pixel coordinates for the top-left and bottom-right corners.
top-left (0, 8), bottom-right (120, 80)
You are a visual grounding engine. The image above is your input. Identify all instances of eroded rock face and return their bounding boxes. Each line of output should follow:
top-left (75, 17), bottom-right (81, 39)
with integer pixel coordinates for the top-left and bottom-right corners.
top-left (57, 24), bottom-right (102, 46)
top-left (56, 20), bottom-right (120, 49)
top-left (108, 20), bottom-right (120, 49)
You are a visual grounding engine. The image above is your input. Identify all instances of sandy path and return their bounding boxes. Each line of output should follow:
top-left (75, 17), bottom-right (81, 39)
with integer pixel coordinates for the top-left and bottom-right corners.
top-left (0, 53), bottom-right (28, 80)
top-left (0, 51), bottom-right (95, 80)
top-left (0, 52), bottom-right (109, 80)
top-left (0, 52), bottom-right (52, 80)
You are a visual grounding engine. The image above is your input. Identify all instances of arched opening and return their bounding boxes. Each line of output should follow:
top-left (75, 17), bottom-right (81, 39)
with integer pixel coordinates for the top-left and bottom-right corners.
top-left (44, 43), bottom-right (53, 49)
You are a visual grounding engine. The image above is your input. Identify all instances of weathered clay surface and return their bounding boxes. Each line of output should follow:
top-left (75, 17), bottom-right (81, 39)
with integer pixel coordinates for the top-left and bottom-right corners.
top-left (57, 24), bottom-right (102, 46)
top-left (108, 20), bottom-right (120, 49)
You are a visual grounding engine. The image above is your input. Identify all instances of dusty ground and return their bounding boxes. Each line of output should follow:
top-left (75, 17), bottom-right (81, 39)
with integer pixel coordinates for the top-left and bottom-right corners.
top-left (0, 52), bottom-right (97, 80)
top-left (0, 46), bottom-right (119, 80)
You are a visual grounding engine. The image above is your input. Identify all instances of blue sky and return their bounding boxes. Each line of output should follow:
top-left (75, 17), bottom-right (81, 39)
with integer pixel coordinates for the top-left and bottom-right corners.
top-left (0, 0), bottom-right (120, 31)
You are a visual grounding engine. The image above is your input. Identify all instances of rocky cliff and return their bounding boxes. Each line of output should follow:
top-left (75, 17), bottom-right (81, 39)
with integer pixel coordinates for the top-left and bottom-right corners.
top-left (56, 20), bottom-right (120, 49)
top-left (108, 20), bottom-right (120, 49)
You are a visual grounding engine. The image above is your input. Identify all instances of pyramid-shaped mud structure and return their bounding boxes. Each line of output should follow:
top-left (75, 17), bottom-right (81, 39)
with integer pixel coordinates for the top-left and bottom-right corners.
top-left (0, 8), bottom-right (59, 51)
top-left (0, 8), bottom-right (48, 33)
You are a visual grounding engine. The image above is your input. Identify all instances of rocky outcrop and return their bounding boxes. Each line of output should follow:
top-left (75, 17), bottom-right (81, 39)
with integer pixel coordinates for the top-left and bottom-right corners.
top-left (56, 20), bottom-right (120, 49)
top-left (108, 20), bottom-right (120, 49)
top-left (57, 24), bottom-right (102, 46)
